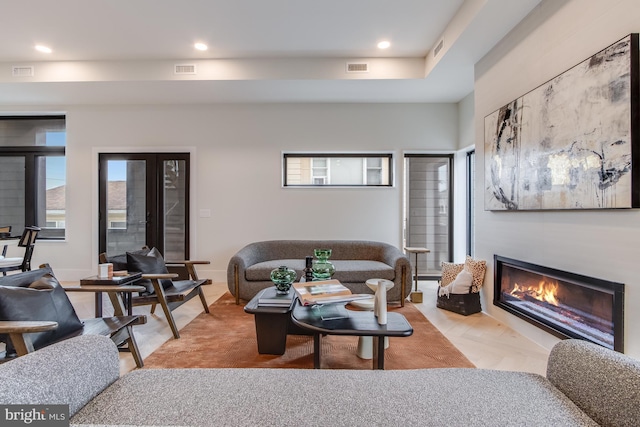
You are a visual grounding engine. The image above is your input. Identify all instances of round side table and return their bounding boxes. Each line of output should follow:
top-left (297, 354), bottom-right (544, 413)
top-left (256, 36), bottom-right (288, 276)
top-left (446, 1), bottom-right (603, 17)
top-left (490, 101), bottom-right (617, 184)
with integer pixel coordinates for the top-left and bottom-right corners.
top-left (404, 247), bottom-right (430, 303)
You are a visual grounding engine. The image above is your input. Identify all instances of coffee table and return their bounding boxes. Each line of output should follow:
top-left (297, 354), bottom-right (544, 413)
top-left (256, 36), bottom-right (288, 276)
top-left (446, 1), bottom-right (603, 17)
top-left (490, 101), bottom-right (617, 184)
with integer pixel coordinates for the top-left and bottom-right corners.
top-left (291, 301), bottom-right (413, 370)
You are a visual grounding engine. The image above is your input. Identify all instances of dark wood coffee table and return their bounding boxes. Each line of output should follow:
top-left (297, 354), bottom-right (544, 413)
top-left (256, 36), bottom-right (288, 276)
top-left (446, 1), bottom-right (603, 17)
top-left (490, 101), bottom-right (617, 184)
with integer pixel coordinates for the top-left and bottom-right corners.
top-left (291, 301), bottom-right (413, 369)
top-left (244, 288), bottom-right (313, 355)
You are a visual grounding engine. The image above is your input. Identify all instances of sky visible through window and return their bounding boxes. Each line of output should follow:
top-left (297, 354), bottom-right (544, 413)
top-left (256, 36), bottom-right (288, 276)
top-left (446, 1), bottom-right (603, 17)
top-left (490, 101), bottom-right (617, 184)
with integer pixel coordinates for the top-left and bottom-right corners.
top-left (45, 132), bottom-right (65, 189)
top-left (44, 132), bottom-right (126, 189)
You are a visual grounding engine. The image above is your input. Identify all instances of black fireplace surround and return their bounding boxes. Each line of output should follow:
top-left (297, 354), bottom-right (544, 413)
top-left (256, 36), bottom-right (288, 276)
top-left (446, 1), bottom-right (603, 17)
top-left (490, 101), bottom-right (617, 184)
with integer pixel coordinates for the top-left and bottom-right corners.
top-left (493, 255), bottom-right (624, 352)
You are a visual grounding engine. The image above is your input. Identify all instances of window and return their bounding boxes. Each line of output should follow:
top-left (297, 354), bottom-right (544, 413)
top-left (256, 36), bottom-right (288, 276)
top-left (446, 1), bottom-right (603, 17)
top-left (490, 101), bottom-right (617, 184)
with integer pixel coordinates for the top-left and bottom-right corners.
top-left (0, 116), bottom-right (66, 239)
top-left (284, 153), bottom-right (393, 187)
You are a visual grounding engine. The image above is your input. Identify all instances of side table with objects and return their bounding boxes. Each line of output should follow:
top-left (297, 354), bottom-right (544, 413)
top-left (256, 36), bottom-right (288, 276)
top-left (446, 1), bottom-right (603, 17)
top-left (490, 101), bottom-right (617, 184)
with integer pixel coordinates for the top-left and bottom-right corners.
top-left (66, 272), bottom-right (145, 317)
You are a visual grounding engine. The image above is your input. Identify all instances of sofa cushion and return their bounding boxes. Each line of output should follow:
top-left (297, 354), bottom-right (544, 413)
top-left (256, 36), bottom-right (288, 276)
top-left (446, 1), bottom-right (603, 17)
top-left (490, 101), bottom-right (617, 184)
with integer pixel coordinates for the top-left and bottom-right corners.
top-left (71, 368), bottom-right (597, 426)
top-left (127, 248), bottom-right (172, 293)
top-left (106, 247), bottom-right (150, 271)
top-left (0, 335), bottom-right (120, 417)
top-left (245, 259), bottom-right (394, 282)
top-left (0, 265), bottom-right (54, 288)
top-left (331, 260), bottom-right (395, 282)
top-left (0, 274), bottom-right (83, 353)
top-left (245, 259), bottom-right (306, 281)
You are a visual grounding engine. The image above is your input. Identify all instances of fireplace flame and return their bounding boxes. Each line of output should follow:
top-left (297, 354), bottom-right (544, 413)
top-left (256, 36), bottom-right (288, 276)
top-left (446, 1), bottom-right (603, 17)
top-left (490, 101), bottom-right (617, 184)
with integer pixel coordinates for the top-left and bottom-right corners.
top-left (510, 280), bottom-right (559, 306)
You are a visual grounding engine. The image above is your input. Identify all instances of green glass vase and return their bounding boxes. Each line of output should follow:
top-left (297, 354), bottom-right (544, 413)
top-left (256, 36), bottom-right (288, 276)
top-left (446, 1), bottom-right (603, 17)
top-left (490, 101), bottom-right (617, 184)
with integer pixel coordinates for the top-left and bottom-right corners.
top-left (312, 248), bottom-right (335, 280)
top-left (270, 265), bottom-right (297, 294)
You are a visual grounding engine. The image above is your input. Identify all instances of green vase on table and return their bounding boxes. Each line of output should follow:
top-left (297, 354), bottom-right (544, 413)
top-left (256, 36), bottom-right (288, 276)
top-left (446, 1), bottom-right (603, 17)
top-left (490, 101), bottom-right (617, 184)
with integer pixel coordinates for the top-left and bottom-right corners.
top-left (270, 266), bottom-right (297, 294)
top-left (312, 248), bottom-right (335, 280)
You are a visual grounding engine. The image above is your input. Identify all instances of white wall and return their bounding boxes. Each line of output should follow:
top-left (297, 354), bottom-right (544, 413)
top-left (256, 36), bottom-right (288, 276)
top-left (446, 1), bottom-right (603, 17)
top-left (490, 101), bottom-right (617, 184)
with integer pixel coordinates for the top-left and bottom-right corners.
top-left (474, 0), bottom-right (640, 357)
top-left (7, 103), bottom-right (458, 282)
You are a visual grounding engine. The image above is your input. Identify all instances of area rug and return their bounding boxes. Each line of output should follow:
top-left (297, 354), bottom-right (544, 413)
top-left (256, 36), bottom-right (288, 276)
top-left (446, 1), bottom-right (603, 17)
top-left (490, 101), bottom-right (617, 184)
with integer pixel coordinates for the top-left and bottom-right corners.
top-left (143, 292), bottom-right (475, 370)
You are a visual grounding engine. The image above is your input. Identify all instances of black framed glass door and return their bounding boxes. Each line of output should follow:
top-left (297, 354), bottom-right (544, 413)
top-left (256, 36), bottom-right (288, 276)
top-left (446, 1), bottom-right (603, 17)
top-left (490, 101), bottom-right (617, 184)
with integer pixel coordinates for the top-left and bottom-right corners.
top-left (98, 153), bottom-right (190, 259)
top-left (404, 154), bottom-right (454, 278)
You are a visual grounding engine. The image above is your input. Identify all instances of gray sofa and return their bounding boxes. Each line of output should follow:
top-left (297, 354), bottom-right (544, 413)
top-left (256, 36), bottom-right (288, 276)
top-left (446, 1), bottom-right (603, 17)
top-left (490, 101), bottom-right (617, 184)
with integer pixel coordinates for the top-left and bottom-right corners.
top-left (1, 335), bottom-right (639, 426)
top-left (227, 240), bottom-right (411, 304)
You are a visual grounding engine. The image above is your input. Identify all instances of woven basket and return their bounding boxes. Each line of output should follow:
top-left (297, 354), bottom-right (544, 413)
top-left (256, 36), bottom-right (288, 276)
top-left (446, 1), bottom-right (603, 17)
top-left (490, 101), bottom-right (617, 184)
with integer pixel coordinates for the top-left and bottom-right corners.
top-left (436, 288), bottom-right (481, 316)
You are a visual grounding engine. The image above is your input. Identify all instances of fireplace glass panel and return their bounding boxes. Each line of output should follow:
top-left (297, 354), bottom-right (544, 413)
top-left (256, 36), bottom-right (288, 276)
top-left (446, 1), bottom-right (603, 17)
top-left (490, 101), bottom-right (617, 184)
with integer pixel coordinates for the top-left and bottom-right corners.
top-left (494, 256), bottom-right (624, 351)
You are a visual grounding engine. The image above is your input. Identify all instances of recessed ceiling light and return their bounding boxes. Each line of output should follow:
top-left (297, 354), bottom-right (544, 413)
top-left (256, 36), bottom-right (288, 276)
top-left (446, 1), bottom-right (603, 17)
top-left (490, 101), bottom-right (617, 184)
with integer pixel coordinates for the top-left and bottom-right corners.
top-left (377, 41), bottom-right (391, 49)
top-left (194, 43), bottom-right (208, 51)
top-left (35, 45), bottom-right (52, 54)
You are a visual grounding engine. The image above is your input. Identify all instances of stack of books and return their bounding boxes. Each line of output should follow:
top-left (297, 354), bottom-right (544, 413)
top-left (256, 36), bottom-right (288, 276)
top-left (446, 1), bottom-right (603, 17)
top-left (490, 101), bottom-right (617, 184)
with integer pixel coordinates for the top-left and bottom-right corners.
top-left (257, 287), bottom-right (295, 307)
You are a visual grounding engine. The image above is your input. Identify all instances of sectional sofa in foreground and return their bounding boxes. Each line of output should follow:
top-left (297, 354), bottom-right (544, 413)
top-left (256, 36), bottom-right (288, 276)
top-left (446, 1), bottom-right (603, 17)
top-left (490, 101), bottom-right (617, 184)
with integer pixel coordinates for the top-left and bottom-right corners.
top-left (1, 334), bottom-right (638, 426)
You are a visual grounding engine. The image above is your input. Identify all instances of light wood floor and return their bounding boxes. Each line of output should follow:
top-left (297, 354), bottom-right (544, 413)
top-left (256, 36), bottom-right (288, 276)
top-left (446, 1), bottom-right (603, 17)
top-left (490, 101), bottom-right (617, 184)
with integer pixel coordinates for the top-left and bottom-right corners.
top-left (65, 280), bottom-right (550, 376)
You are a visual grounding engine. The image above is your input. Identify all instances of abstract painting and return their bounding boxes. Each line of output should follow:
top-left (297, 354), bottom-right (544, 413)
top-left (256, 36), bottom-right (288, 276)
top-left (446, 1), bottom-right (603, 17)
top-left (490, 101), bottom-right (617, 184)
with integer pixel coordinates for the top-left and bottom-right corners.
top-left (485, 34), bottom-right (639, 210)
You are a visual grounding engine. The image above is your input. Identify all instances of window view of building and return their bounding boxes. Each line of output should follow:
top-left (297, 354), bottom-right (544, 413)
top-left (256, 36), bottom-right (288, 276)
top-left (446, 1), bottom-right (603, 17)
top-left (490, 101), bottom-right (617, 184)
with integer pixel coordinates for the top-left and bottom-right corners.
top-left (284, 154), bottom-right (392, 187)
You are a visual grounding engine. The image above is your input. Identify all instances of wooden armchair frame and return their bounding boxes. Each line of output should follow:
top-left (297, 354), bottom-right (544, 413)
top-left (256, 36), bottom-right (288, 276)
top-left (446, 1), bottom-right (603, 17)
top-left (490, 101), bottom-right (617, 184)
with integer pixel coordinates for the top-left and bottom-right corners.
top-left (0, 225), bottom-right (11, 258)
top-left (99, 253), bottom-right (212, 339)
top-left (0, 226), bottom-right (40, 275)
top-left (0, 265), bottom-right (147, 367)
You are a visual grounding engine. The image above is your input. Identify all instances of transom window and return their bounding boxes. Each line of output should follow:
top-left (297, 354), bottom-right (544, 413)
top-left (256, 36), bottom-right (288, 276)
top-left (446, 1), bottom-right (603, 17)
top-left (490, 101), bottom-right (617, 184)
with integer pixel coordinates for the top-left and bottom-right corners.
top-left (283, 153), bottom-right (393, 187)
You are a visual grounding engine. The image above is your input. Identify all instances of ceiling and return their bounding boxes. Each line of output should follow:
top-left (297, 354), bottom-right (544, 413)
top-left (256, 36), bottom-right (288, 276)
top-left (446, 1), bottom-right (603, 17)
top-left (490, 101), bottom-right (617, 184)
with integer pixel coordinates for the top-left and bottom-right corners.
top-left (0, 0), bottom-right (541, 105)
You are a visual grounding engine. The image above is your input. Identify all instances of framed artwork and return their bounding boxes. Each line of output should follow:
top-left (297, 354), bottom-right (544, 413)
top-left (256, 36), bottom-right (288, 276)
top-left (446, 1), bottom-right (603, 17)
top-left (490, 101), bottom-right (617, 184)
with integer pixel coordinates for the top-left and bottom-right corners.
top-left (485, 34), bottom-right (639, 210)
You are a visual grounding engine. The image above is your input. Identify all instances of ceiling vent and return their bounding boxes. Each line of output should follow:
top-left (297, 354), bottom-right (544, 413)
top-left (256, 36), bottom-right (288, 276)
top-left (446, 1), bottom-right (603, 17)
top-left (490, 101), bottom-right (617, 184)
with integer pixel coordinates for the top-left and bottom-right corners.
top-left (174, 64), bottom-right (197, 75)
top-left (12, 66), bottom-right (34, 77)
top-left (433, 38), bottom-right (444, 58)
top-left (346, 62), bottom-right (369, 73)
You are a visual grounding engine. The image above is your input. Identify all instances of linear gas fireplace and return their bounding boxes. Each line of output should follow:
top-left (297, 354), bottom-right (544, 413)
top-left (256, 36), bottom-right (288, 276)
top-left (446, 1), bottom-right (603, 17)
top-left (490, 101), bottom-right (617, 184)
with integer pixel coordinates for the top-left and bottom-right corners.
top-left (493, 255), bottom-right (624, 352)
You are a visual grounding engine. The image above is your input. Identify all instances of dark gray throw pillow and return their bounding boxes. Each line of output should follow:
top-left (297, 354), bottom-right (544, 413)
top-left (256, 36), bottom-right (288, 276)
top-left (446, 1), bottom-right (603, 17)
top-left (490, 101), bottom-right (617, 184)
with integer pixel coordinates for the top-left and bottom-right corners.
top-left (107, 247), bottom-right (150, 271)
top-left (126, 248), bottom-right (173, 294)
top-left (0, 274), bottom-right (84, 354)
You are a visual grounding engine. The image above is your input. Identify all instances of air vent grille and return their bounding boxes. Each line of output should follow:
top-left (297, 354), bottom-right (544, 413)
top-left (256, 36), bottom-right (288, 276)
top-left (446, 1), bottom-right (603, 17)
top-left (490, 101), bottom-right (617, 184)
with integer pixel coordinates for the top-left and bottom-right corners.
top-left (174, 64), bottom-right (197, 75)
top-left (12, 66), bottom-right (34, 77)
top-left (433, 38), bottom-right (444, 58)
top-left (346, 62), bottom-right (369, 73)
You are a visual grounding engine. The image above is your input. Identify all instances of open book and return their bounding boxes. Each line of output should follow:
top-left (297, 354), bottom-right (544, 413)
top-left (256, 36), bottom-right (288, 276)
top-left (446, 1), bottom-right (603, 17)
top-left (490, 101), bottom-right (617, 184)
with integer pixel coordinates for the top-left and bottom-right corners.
top-left (293, 279), bottom-right (371, 306)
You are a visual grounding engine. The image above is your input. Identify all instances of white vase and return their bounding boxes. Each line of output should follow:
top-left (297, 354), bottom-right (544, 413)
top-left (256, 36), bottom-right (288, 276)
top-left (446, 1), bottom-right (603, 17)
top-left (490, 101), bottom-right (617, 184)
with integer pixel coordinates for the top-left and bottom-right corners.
top-left (374, 279), bottom-right (387, 325)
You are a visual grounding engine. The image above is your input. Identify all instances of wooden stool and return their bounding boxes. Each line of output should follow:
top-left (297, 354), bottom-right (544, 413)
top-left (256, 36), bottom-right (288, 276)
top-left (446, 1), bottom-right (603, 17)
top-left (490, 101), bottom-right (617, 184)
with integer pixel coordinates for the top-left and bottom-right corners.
top-left (404, 247), bottom-right (430, 303)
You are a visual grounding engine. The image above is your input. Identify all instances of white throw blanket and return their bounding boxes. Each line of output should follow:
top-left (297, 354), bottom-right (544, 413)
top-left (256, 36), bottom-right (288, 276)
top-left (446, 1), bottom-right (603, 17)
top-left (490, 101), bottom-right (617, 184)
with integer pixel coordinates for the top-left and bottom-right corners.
top-left (439, 268), bottom-right (473, 297)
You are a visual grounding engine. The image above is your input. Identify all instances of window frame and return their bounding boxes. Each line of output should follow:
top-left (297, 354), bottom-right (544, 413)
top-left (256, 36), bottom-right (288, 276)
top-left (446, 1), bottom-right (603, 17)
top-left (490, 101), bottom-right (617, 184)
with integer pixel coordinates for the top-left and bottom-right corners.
top-left (283, 152), bottom-right (394, 188)
top-left (403, 153), bottom-right (454, 276)
top-left (466, 150), bottom-right (475, 257)
top-left (0, 115), bottom-right (66, 240)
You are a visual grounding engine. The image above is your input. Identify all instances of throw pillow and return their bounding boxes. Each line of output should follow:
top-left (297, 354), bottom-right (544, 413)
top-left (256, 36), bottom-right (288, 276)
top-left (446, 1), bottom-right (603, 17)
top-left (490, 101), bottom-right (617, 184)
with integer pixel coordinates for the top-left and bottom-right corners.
top-left (440, 262), bottom-right (464, 287)
top-left (0, 274), bottom-right (83, 354)
top-left (127, 248), bottom-right (173, 294)
top-left (465, 256), bottom-right (487, 292)
top-left (107, 247), bottom-right (150, 271)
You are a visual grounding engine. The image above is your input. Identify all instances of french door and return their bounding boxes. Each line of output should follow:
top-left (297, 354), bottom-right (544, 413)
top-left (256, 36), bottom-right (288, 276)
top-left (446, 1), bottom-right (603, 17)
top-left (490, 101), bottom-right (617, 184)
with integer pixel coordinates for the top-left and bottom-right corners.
top-left (404, 154), bottom-right (454, 278)
top-left (98, 153), bottom-right (190, 260)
